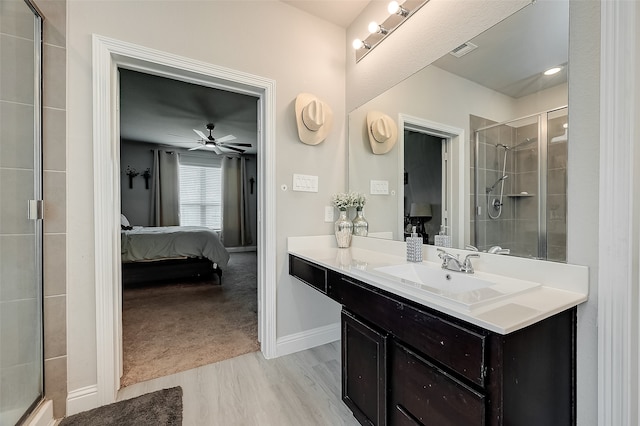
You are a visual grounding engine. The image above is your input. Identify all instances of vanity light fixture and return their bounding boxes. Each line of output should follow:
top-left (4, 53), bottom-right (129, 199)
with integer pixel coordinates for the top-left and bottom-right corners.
top-left (544, 66), bottom-right (562, 76)
top-left (354, 0), bottom-right (429, 62)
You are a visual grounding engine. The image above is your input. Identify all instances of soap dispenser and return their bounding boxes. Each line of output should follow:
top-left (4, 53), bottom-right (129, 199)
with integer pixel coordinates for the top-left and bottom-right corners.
top-left (434, 225), bottom-right (452, 248)
top-left (406, 226), bottom-right (423, 262)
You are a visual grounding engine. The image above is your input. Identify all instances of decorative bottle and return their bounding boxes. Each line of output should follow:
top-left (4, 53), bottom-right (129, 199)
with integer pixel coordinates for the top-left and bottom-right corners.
top-left (434, 225), bottom-right (452, 248)
top-left (334, 209), bottom-right (353, 248)
top-left (406, 226), bottom-right (423, 262)
top-left (352, 207), bottom-right (369, 237)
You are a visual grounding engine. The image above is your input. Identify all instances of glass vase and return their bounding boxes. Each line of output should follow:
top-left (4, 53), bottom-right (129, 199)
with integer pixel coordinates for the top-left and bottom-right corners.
top-left (352, 208), bottom-right (369, 237)
top-left (334, 209), bottom-right (353, 248)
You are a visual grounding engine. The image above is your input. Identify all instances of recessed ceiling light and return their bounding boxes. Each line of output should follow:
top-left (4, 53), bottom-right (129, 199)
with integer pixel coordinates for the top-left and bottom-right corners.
top-left (544, 66), bottom-right (562, 76)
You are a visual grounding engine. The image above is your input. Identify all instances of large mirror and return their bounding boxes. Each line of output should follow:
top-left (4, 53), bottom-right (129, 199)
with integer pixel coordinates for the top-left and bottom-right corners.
top-left (348, 0), bottom-right (569, 261)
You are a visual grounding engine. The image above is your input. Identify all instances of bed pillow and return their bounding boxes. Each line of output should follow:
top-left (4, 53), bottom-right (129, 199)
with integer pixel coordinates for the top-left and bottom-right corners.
top-left (121, 214), bottom-right (131, 227)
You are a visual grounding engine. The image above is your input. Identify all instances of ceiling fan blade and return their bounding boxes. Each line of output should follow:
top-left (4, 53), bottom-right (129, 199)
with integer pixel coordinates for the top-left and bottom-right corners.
top-left (188, 145), bottom-right (204, 151)
top-left (212, 145), bottom-right (223, 155)
top-left (222, 145), bottom-right (246, 153)
top-left (215, 135), bottom-right (236, 143)
top-left (223, 142), bottom-right (252, 147)
top-left (193, 129), bottom-right (208, 140)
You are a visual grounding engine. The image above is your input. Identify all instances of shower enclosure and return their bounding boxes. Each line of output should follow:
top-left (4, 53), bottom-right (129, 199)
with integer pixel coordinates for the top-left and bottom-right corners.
top-left (473, 107), bottom-right (568, 261)
top-left (0, 0), bottom-right (44, 424)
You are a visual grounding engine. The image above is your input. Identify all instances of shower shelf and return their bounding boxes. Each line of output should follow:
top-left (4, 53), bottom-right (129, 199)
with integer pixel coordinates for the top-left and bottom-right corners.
top-left (506, 193), bottom-right (535, 198)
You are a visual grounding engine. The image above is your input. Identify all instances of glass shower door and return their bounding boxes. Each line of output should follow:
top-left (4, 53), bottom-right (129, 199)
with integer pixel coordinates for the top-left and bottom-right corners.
top-left (0, 0), bottom-right (44, 424)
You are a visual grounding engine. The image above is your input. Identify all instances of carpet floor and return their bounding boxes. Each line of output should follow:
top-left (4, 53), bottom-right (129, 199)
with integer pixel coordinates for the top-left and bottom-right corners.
top-left (59, 386), bottom-right (182, 426)
top-left (121, 252), bottom-right (259, 386)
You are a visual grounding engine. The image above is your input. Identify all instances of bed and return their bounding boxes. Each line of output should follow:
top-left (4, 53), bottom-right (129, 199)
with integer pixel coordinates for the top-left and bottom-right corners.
top-left (120, 224), bottom-right (230, 286)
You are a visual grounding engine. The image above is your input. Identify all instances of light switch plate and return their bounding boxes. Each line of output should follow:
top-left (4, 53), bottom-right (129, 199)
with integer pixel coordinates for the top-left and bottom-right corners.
top-left (324, 206), bottom-right (334, 222)
top-left (292, 174), bottom-right (319, 192)
top-left (370, 180), bottom-right (389, 195)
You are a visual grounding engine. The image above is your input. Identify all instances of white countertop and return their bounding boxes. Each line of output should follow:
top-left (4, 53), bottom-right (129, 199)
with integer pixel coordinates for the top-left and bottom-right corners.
top-left (288, 235), bottom-right (589, 334)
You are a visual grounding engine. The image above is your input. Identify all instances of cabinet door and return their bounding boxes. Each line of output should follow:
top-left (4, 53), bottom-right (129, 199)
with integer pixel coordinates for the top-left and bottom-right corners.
top-left (342, 310), bottom-right (387, 426)
top-left (389, 341), bottom-right (485, 426)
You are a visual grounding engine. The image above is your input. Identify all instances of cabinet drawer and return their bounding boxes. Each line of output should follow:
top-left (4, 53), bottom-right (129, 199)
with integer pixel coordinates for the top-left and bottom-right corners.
top-left (289, 255), bottom-right (328, 294)
top-left (389, 341), bottom-right (485, 426)
top-left (329, 272), bottom-right (487, 387)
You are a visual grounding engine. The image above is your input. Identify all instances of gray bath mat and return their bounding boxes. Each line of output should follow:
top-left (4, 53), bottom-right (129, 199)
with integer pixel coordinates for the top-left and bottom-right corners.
top-left (59, 386), bottom-right (182, 425)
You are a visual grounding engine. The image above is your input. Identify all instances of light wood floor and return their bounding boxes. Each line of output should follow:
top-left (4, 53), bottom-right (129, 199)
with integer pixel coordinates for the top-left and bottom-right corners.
top-left (117, 341), bottom-right (360, 426)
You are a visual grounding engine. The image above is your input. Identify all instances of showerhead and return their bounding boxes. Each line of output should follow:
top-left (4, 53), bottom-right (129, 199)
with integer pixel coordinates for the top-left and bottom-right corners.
top-left (496, 143), bottom-right (510, 150)
top-left (487, 175), bottom-right (509, 192)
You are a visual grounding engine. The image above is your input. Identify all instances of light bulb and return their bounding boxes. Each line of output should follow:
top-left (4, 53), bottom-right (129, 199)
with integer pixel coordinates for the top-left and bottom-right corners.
top-left (352, 39), bottom-right (364, 49)
top-left (544, 66), bottom-right (562, 76)
top-left (388, 1), bottom-right (409, 16)
top-left (368, 21), bottom-right (388, 35)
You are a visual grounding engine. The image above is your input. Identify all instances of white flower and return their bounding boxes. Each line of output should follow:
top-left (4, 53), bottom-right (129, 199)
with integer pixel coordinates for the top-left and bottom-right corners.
top-left (331, 192), bottom-right (366, 210)
top-left (331, 193), bottom-right (352, 210)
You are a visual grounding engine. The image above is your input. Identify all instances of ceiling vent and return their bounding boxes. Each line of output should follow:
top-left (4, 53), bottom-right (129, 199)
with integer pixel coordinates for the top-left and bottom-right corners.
top-left (449, 42), bottom-right (478, 58)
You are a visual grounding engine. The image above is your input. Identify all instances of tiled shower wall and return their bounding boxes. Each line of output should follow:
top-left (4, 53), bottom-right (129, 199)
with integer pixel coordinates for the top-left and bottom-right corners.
top-left (470, 114), bottom-right (567, 261)
top-left (36, 0), bottom-right (68, 419)
top-left (0, 1), bottom-right (42, 419)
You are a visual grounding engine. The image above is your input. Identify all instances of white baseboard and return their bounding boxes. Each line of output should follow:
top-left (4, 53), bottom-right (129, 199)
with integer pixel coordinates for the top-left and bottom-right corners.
top-left (226, 246), bottom-right (257, 253)
top-left (276, 322), bottom-right (341, 357)
top-left (66, 385), bottom-right (99, 416)
top-left (26, 400), bottom-right (55, 426)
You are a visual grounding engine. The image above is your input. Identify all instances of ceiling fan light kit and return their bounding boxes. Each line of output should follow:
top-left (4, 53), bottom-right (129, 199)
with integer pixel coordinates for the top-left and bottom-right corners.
top-left (189, 123), bottom-right (252, 154)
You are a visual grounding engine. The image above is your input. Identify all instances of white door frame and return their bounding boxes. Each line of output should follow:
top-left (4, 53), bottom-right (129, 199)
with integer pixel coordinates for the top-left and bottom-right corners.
top-left (396, 114), bottom-right (466, 248)
top-left (92, 35), bottom-right (277, 405)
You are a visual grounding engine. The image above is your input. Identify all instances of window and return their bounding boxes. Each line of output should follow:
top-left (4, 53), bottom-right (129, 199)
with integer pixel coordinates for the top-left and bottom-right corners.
top-left (179, 155), bottom-right (222, 229)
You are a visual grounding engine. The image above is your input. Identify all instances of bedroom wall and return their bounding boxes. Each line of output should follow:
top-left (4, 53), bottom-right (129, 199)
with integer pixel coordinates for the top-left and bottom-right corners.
top-left (120, 141), bottom-right (153, 226)
top-left (119, 140), bottom-right (258, 244)
top-left (67, 1), bottom-right (346, 403)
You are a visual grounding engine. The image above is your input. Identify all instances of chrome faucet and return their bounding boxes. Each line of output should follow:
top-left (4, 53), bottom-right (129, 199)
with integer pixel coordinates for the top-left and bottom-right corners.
top-left (437, 248), bottom-right (479, 273)
top-left (488, 246), bottom-right (510, 255)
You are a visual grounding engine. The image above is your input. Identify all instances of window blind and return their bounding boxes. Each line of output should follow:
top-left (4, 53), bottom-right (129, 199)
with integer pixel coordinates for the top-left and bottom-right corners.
top-left (178, 155), bottom-right (222, 229)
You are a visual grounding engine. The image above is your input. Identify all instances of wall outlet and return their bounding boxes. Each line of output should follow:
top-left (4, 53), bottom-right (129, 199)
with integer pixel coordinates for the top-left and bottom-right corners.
top-left (324, 206), bottom-right (334, 222)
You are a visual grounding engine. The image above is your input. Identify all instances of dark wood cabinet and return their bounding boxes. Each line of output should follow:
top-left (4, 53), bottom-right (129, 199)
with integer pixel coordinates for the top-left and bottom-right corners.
top-left (389, 341), bottom-right (485, 426)
top-left (289, 255), bottom-right (328, 294)
top-left (289, 254), bottom-right (577, 426)
top-left (342, 310), bottom-right (387, 426)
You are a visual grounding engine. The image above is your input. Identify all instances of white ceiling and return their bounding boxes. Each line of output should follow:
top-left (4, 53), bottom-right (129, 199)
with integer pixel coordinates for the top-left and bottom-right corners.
top-left (281, 0), bottom-right (370, 28)
top-left (119, 1), bottom-right (568, 154)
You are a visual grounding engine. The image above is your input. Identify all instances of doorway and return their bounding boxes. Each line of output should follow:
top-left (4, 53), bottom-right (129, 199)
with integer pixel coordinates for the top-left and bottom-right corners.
top-left (93, 36), bottom-right (276, 404)
top-left (397, 114), bottom-right (464, 247)
top-left (117, 69), bottom-right (260, 385)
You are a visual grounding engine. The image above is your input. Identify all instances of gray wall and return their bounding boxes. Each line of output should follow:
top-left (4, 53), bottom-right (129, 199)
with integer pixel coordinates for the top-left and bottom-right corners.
top-left (119, 140), bottom-right (258, 245)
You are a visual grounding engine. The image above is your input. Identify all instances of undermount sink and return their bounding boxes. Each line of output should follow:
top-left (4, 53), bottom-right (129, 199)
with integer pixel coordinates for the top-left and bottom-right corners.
top-left (370, 262), bottom-right (541, 311)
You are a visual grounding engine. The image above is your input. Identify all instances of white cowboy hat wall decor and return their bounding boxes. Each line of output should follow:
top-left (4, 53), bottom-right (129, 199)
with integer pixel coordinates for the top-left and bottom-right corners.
top-left (366, 111), bottom-right (398, 154)
top-left (295, 93), bottom-right (334, 145)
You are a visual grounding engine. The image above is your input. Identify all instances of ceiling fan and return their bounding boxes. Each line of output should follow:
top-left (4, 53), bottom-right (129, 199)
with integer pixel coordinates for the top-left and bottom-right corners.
top-left (190, 123), bottom-right (252, 154)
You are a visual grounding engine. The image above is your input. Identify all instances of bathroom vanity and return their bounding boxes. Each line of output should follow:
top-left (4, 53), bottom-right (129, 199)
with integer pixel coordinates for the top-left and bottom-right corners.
top-left (288, 236), bottom-right (588, 426)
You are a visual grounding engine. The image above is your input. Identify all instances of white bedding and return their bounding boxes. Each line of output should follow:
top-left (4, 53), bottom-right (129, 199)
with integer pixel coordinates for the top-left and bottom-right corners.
top-left (121, 226), bottom-right (230, 268)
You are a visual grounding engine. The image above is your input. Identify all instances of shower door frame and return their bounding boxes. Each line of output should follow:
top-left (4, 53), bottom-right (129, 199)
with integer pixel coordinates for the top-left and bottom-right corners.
top-left (473, 108), bottom-right (567, 259)
top-left (1, 0), bottom-right (45, 424)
